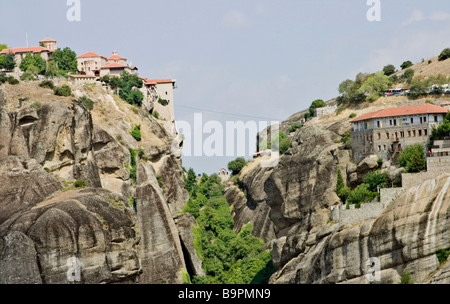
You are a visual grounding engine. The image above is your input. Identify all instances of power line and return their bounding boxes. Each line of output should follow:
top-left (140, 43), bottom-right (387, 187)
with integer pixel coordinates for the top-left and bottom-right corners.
top-left (174, 104), bottom-right (282, 121)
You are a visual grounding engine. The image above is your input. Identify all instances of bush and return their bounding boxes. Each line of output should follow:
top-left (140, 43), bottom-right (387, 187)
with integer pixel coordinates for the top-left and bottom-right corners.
top-left (438, 48), bottom-right (450, 61)
top-left (130, 125), bottom-right (141, 141)
top-left (228, 157), bottom-right (247, 175)
top-left (79, 96), bottom-right (94, 111)
top-left (400, 60), bottom-right (413, 70)
top-left (20, 71), bottom-right (36, 81)
top-left (436, 248), bottom-right (450, 264)
top-left (349, 113), bottom-right (357, 119)
top-left (341, 131), bottom-right (352, 150)
top-left (399, 270), bottom-right (414, 284)
top-left (7, 77), bottom-right (19, 85)
top-left (53, 84), bottom-right (72, 96)
top-left (289, 123), bottom-right (303, 133)
top-left (39, 80), bottom-right (55, 89)
top-left (347, 183), bottom-right (377, 204)
top-left (382, 64), bottom-right (396, 76)
top-left (398, 144), bottom-right (426, 173)
top-left (74, 180), bottom-right (88, 188)
top-left (364, 170), bottom-right (389, 192)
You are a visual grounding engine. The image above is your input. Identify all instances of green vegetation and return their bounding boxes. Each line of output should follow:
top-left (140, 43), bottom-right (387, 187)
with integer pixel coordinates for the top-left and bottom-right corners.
top-left (435, 248), bottom-right (450, 264)
top-left (0, 44), bottom-right (7, 52)
top-left (259, 131), bottom-right (291, 155)
top-left (19, 53), bottom-right (46, 75)
top-left (438, 48), bottom-right (450, 61)
top-left (364, 170), bottom-right (388, 192)
top-left (74, 180), bottom-right (88, 188)
top-left (337, 73), bottom-right (368, 105)
top-left (102, 72), bottom-right (144, 106)
top-left (183, 169), bottom-right (275, 284)
top-left (430, 112), bottom-right (450, 141)
top-left (51, 47), bottom-right (78, 74)
top-left (228, 157), bottom-right (247, 176)
top-left (158, 97), bottom-right (170, 106)
top-left (304, 99), bottom-right (326, 119)
top-left (400, 68), bottom-right (415, 84)
top-left (382, 64), bottom-right (396, 76)
top-left (349, 113), bottom-right (357, 119)
top-left (128, 148), bottom-right (138, 185)
top-left (79, 96), bottom-right (94, 111)
top-left (398, 144), bottom-right (426, 173)
top-left (39, 80), bottom-right (55, 90)
top-left (30, 102), bottom-right (42, 111)
top-left (289, 123), bottom-right (303, 133)
top-left (359, 71), bottom-right (391, 102)
top-left (341, 131), bottom-right (352, 150)
top-left (0, 53), bottom-right (17, 71)
top-left (130, 125), bottom-right (142, 141)
top-left (399, 270), bottom-right (414, 284)
top-left (400, 60), bottom-right (413, 70)
top-left (53, 84), bottom-right (72, 96)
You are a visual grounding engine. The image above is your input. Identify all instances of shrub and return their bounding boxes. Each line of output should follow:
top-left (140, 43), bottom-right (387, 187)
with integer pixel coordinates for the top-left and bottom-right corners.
top-left (438, 48), bottom-right (450, 61)
top-left (382, 64), bottom-right (396, 76)
top-left (228, 157), bottom-right (247, 175)
top-left (398, 144), bottom-right (426, 173)
top-left (289, 123), bottom-right (303, 133)
top-left (349, 113), bottom-right (357, 119)
top-left (364, 170), bottom-right (389, 192)
top-left (7, 77), bottom-right (19, 85)
top-left (341, 131), bottom-right (352, 149)
top-left (30, 102), bottom-right (42, 111)
top-left (79, 96), bottom-right (94, 111)
top-left (158, 97), bottom-right (170, 106)
top-left (53, 84), bottom-right (72, 96)
top-left (400, 60), bottom-right (413, 70)
top-left (152, 111), bottom-right (160, 119)
top-left (74, 180), bottom-right (88, 188)
top-left (130, 125), bottom-right (141, 141)
top-left (436, 248), bottom-right (450, 264)
top-left (20, 71), bottom-right (36, 81)
top-left (399, 270), bottom-right (414, 284)
top-left (39, 80), bottom-right (55, 89)
top-left (347, 183), bottom-right (377, 204)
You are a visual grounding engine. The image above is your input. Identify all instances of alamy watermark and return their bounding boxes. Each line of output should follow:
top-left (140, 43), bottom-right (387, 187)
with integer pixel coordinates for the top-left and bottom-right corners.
top-left (365, 257), bottom-right (381, 282)
top-left (66, 257), bottom-right (82, 283)
top-left (67, 0), bottom-right (81, 22)
top-left (367, 0), bottom-right (381, 22)
top-left (177, 113), bottom-right (280, 168)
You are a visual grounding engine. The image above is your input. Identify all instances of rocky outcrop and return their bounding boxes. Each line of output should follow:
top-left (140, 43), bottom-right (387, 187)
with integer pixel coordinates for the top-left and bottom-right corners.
top-left (0, 84), bottom-right (201, 284)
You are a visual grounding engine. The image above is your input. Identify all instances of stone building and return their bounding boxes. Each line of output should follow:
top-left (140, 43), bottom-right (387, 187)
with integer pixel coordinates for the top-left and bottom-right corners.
top-left (139, 78), bottom-right (177, 122)
top-left (0, 38), bottom-right (56, 71)
top-left (351, 104), bottom-right (449, 161)
top-left (76, 52), bottom-right (107, 76)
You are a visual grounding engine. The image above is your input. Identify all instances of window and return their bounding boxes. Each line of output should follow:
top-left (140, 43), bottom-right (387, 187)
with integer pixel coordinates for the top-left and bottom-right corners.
top-left (394, 119), bottom-right (397, 126)
top-left (424, 116), bottom-right (427, 123)
top-left (408, 130), bottom-right (411, 137)
top-left (419, 130), bottom-right (422, 136)
top-left (378, 145), bottom-right (381, 152)
top-left (390, 120), bottom-right (393, 126)
top-left (377, 121), bottom-right (381, 128)
top-left (413, 130), bottom-right (416, 137)
top-left (435, 115), bottom-right (438, 122)
top-left (420, 117), bottom-right (423, 124)
top-left (383, 145), bottom-right (387, 151)
top-left (386, 133), bottom-right (390, 139)
top-left (424, 129), bottom-right (428, 136)
top-left (411, 118), bottom-right (414, 124)
top-left (400, 131), bottom-right (405, 138)
top-left (377, 133), bottom-right (381, 140)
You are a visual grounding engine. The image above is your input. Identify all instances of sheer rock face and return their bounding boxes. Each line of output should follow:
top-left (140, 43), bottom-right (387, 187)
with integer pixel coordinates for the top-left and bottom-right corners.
top-left (0, 94), bottom-right (200, 284)
top-left (228, 123), bottom-right (450, 284)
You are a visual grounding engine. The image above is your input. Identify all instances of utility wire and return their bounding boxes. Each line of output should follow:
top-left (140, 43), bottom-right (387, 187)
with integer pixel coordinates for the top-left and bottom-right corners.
top-left (174, 104), bottom-right (282, 121)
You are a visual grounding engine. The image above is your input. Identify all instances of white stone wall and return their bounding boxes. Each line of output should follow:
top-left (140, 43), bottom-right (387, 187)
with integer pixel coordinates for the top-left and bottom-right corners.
top-left (330, 203), bottom-right (385, 224)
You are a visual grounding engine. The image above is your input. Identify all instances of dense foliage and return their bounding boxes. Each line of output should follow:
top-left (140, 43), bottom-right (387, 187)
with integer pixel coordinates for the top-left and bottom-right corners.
top-left (259, 131), bottom-right (291, 155)
top-left (183, 169), bottom-right (275, 284)
top-left (398, 144), bottom-right (426, 173)
top-left (51, 47), bottom-right (78, 73)
top-left (0, 53), bottom-right (16, 71)
top-left (227, 157), bottom-right (247, 175)
top-left (53, 84), bottom-right (72, 96)
top-left (102, 72), bottom-right (144, 106)
top-left (438, 48), bottom-right (450, 61)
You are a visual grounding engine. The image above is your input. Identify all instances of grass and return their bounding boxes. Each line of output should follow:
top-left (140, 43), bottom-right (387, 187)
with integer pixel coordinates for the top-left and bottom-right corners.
top-left (62, 180), bottom-right (88, 192)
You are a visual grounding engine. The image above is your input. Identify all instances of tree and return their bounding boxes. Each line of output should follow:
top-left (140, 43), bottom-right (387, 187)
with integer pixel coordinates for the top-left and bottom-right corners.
top-left (52, 47), bottom-right (78, 73)
top-left (438, 48), bottom-right (450, 61)
top-left (20, 53), bottom-right (46, 74)
top-left (45, 59), bottom-right (58, 78)
top-left (337, 73), bottom-right (368, 105)
top-left (401, 68), bottom-right (415, 84)
top-left (1, 52), bottom-right (16, 71)
top-left (398, 144), bottom-right (426, 173)
top-left (347, 183), bottom-right (377, 205)
top-left (359, 71), bottom-right (391, 101)
top-left (383, 64), bottom-right (396, 76)
top-left (364, 170), bottom-right (389, 192)
top-left (400, 61), bottom-right (413, 70)
top-left (228, 157), bottom-right (247, 175)
top-left (0, 44), bottom-right (7, 52)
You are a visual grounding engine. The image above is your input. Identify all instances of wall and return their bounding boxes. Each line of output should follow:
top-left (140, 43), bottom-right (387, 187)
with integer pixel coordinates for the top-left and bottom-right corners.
top-left (330, 203), bottom-right (385, 224)
top-left (402, 156), bottom-right (450, 188)
top-left (315, 105), bottom-right (337, 117)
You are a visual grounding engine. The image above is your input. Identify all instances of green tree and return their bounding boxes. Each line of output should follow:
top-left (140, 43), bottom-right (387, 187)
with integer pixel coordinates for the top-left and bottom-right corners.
top-left (382, 64), bottom-right (396, 76)
top-left (364, 170), bottom-right (389, 192)
top-left (359, 71), bottom-right (391, 101)
top-left (401, 68), bottom-right (415, 84)
top-left (53, 84), bottom-right (72, 96)
top-left (45, 59), bottom-right (58, 78)
top-left (228, 157), bottom-right (247, 175)
top-left (2, 52), bottom-right (16, 71)
top-left (305, 99), bottom-right (326, 119)
top-left (52, 47), bottom-right (78, 73)
top-left (398, 144), bottom-right (426, 173)
top-left (337, 73), bottom-right (368, 105)
top-left (400, 60), bottom-right (413, 70)
top-left (336, 168), bottom-right (344, 195)
top-left (347, 183), bottom-right (377, 205)
top-left (0, 44), bottom-right (7, 52)
top-left (438, 48), bottom-right (450, 61)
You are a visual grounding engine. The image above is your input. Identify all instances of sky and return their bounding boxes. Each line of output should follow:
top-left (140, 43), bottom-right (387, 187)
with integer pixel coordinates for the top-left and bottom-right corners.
top-left (1, 0), bottom-right (450, 174)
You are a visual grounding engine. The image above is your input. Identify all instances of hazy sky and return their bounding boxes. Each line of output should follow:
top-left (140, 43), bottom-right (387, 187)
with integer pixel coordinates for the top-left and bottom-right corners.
top-left (1, 0), bottom-right (450, 174)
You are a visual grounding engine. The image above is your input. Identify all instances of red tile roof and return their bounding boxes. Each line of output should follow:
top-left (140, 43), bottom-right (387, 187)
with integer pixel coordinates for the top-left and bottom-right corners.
top-left (107, 54), bottom-right (126, 61)
top-left (77, 52), bottom-right (105, 59)
top-left (0, 46), bottom-right (52, 55)
top-left (351, 104), bottom-right (449, 122)
top-left (101, 63), bottom-right (128, 69)
top-left (39, 38), bottom-right (56, 42)
top-left (140, 77), bottom-right (174, 85)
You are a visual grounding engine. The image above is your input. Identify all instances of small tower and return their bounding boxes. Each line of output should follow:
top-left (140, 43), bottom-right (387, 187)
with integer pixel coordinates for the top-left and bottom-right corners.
top-left (40, 38), bottom-right (57, 51)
